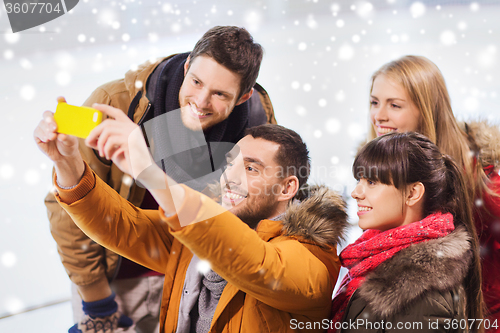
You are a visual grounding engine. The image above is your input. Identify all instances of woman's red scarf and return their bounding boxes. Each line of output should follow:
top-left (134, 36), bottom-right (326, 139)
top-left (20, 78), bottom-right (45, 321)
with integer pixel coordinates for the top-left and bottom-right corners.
top-left (328, 212), bottom-right (455, 331)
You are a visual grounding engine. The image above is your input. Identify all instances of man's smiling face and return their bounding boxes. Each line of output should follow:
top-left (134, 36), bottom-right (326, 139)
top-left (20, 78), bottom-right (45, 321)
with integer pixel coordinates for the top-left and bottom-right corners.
top-left (220, 135), bottom-right (285, 229)
top-left (178, 55), bottom-right (249, 132)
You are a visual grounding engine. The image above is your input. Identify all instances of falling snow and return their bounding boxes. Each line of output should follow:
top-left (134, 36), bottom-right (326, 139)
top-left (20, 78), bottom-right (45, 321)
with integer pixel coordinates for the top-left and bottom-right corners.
top-left (338, 44), bottom-right (354, 60)
top-left (440, 30), bottom-right (457, 46)
top-left (2, 1), bottom-right (500, 326)
top-left (1, 252), bottom-right (17, 267)
top-left (20, 85), bottom-right (36, 101)
top-left (325, 118), bottom-right (341, 134)
top-left (197, 260), bottom-right (211, 275)
top-left (410, 2), bottom-right (426, 18)
top-left (24, 170), bottom-right (40, 186)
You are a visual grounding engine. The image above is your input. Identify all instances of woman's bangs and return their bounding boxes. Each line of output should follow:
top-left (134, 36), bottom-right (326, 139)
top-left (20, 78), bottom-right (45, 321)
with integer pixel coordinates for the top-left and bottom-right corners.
top-left (352, 144), bottom-right (394, 185)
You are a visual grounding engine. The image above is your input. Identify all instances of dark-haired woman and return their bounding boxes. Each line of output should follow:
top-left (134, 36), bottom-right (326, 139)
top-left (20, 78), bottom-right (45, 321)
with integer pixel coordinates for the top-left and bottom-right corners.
top-left (329, 132), bottom-right (485, 333)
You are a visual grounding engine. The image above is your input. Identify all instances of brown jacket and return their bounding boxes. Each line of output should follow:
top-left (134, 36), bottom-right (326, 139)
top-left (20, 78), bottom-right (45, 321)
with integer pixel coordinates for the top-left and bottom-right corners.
top-left (55, 166), bottom-right (348, 332)
top-left (45, 55), bottom-right (276, 289)
top-left (340, 227), bottom-right (472, 333)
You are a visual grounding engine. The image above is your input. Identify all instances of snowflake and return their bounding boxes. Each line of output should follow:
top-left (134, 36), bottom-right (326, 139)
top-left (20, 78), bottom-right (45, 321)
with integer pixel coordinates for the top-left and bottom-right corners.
top-left (4, 33), bottom-right (20, 44)
top-left (295, 106), bottom-right (307, 117)
top-left (1, 251), bottom-right (17, 267)
top-left (4, 50), bottom-right (14, 60)
top-left (20, 58), bottom-right (32, 70)
top-left (197, 260), bottom-right (211, 274)
top-left (348, 123), bottom-right (365, 140)
top-left (0, 164), bottom-right (15, 179)
top-left (338, 44), bottom-right (354, 60)
top-left (470, 2), bottom-right (479, 12)
top-left (355, 1), bottom-right (374, 18)
top-left (56, 71), bottom-right (71, 86)
top-left (335, 90), bottom-right (346, 102)
top-left (20, 85), bottom-right (36, 101)
top-left (410, 2), bottom-right (426, 18)
top-left (440, 30), bottom-right (456, 46)
top-left (326, 118), bottom-right (341, 134)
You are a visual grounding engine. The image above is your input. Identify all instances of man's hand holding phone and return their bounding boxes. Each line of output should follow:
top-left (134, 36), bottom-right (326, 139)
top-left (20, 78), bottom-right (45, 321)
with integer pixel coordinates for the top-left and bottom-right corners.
top-left (34, 97), bottom-right (85, 188)
top-left (34, 97), bottom-right (167, 191)
top-left (34, 97), bottom-right (80, 162)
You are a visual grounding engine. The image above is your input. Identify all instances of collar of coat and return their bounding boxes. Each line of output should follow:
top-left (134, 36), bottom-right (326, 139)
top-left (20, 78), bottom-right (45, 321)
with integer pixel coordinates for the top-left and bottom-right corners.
top-left (278, 184), bottom-right (349, 249)
top-left (356, 225), bottom-right (472, 319)
top-left (209, 184), bottom-right (349, 248)
top-left (461, 120), bottom-right (500, 170)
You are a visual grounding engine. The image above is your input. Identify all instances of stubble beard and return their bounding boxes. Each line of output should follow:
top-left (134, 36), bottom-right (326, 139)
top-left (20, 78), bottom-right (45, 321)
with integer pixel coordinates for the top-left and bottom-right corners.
top-left (234, 194), bottom-right (279, 230)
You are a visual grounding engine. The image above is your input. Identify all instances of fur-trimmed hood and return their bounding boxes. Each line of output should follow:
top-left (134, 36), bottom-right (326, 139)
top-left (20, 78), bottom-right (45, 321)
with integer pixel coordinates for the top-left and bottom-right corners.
top-left (208, 183), bottom-right (350, 249)
top-left (282, 185), bottom-right (349, 249)
top-left (462, 120), bottom-right (500, 170)
top-left (357, 226), bottom-right (472, 319)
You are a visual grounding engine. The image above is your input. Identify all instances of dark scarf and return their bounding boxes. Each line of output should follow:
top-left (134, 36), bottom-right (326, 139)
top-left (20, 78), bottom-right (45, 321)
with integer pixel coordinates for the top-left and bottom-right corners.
top-left (329, 212), bottom-right (455, 329)
top-left (143, 53), bottom-right (250, 190)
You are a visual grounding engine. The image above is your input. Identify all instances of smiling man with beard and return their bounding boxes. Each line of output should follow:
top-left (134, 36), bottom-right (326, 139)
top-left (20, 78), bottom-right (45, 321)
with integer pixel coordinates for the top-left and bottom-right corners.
top-left (35, 108), bottom-right (349, 332)
top-left (43, 26), bottom-right (276, 333)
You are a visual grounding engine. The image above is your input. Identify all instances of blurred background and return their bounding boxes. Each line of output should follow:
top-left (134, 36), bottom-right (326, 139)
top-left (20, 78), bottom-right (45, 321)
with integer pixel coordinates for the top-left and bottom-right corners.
top-left (1, 0), bottom-right (499, 331)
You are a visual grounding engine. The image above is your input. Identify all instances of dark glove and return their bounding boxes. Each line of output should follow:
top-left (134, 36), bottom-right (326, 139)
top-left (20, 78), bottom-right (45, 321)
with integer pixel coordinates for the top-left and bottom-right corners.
top-left (68, 292), bottom-right (133, 333)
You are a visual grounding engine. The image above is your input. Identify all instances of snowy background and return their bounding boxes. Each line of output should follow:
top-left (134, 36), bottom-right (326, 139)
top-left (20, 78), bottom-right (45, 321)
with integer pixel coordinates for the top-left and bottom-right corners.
top-left (1, 0), bottom-right (500, 331)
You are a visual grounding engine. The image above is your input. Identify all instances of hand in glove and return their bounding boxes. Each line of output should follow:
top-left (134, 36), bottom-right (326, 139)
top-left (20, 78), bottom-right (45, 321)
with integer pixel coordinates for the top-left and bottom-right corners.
top-left (68, 292), bottom-right (133, 333)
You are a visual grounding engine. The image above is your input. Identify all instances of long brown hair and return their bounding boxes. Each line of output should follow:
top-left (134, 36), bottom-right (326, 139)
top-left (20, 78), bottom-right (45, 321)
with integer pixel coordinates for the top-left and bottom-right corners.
top-left (369, 55), bottom-right (490, 199)
top-left (354, 132), bottom-right (484, 327)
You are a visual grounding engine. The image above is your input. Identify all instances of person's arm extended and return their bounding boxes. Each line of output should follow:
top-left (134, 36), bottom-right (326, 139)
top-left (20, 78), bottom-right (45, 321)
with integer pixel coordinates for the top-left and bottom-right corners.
top-left (41, 95), bottom-right (114, 302)
top-left (53, 161), bottom-right (174, 273)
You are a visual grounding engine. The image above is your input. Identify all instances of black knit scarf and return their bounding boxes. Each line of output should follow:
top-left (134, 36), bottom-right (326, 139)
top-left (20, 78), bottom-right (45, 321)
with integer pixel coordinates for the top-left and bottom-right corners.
top-left (143, 53), bottom-right (250, 190)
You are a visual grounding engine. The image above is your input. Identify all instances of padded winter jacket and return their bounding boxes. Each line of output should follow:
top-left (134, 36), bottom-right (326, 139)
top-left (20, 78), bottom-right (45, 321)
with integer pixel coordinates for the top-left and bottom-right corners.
top-left (54, 165), bottom-right (349, 332)
top-left (338, 227), bottom-right (473, 333)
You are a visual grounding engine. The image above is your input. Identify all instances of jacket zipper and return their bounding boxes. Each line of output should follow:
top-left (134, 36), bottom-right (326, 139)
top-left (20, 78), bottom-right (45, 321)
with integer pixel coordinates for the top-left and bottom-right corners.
top-left (138, 102), bottom-right (152, 126)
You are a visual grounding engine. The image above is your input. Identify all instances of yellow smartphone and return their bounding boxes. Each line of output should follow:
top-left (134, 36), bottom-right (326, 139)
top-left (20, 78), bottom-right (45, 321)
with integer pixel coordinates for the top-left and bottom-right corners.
top-left (54, 102), bottom-right (103, 139)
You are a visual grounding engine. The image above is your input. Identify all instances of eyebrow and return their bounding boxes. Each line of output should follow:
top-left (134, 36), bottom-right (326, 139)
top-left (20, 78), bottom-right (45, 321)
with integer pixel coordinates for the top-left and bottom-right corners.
top-left (370, 95), bottom-right (406, 102)
top-left (190, 73), bottom-right (234, 98)
top-left (243, 157), bottom-right (265, 167)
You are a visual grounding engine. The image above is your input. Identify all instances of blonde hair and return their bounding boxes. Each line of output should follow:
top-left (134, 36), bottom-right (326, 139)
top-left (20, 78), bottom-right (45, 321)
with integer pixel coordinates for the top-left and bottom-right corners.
top-left (369, 55), bottom-right (487, 198)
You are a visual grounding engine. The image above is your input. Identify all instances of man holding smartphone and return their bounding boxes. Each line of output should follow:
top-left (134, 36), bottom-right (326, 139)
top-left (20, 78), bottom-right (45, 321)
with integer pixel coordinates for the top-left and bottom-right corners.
top-left (44, 26), bottom-right (275, 333)
top-left (35, 112), bottom-right (347, 332)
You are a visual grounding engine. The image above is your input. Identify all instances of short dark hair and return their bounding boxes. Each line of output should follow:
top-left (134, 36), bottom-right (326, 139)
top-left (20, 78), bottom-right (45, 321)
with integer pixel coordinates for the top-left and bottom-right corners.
top-left (189, 26), bottom-right (263, 99)
top-left (245, 124), bottom-right (310, 189)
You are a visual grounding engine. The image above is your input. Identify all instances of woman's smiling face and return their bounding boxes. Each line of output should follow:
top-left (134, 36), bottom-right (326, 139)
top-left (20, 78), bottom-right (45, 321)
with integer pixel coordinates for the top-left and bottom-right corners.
top-left (351, 178), bottom-right (407, 231)
top-left (370, 74), bottom-right (421, 136)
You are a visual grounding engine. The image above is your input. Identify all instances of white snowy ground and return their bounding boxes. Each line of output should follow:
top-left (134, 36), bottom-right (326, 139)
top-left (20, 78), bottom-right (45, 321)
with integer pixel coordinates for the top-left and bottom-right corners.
top-left (1, 0), bottom-right (499, 331)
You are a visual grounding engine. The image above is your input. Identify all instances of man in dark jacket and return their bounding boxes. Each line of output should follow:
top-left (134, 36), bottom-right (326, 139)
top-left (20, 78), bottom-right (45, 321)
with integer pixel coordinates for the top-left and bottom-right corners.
top-left (44, 26), bottom-right (275, 333)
